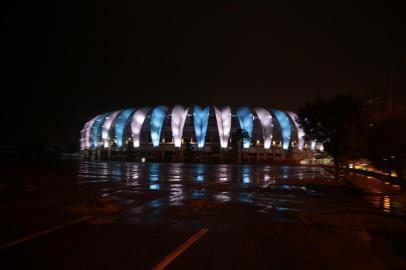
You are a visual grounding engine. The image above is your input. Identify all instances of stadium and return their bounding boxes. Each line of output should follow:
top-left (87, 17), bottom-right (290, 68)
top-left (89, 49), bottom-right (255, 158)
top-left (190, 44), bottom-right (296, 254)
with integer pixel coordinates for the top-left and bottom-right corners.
top-left (80, 106), bottom-right (323, 163)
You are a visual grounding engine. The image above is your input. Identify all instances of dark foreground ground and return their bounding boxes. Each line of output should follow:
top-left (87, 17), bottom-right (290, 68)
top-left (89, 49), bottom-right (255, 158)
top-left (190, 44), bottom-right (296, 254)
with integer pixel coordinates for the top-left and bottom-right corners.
top-left (0, 161), bottom-right (405, 270)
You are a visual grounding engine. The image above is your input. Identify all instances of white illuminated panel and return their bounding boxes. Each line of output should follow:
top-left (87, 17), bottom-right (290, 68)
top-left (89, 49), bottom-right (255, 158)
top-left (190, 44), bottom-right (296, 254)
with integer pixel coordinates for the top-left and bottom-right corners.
top-left (286, 111), bottom-right (305, 150)
top-left (171, 105), bottom-right (189, 147)
top-left (80, 115), bottom-right (99, 150)
top-left (311, 141), bottom-right (316, 150)
top-left (254, 107), bottom-right (273, 149)
top-left (214, 106), bottom-right (231, 148)
top-left (101, 110), bottom-right (121, 148)
top-left (131, 107), bottom-right (150, 148)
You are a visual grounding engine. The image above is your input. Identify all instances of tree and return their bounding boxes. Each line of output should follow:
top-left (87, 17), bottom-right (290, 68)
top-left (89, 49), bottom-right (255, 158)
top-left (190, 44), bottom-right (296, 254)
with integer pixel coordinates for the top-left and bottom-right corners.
top-left (297, 94), bottom-right (365, 175)
top-left (366, 103), bottom-right (406, 180)
top-left (231, 128), bottom-right (251, 163)
top-left (183, 140), bottom-right (194, 163)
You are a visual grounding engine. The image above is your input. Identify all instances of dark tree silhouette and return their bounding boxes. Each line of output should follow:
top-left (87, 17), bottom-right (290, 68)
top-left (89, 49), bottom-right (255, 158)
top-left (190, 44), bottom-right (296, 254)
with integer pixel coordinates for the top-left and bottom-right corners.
top-left (366, 104), bottom-right (406, 180)
top-left (183, 140), bottom-right (194, 163)
top-left (231, 128), bottom-right (251, 163)
top-left (297, 94), bottom-right (365, 175)
top-left (232, 129), bottom-right (250, 146)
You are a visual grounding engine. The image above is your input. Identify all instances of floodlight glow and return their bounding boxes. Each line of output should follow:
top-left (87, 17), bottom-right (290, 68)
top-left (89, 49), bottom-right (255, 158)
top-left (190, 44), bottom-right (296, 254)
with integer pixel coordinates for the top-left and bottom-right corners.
top-left (254, 107), bottom-right (273, 149)
top-left (236, 107), bottom-right (253, 148)
top-left (114, 108), bottom-right (135, 148)
top-left (101, 110), bottom-right (121, 148)
top-left (214, 106), bottom-right (231, 148)
top-left (319, 143), bottom-right (324, 151)
top-left (150, 106), bottom-right (168, 147)
top-left (80, 115), bottom-right (99, 150)
top-left (193, 106), bottom-right (210, 148)
top-left (91, 113), bottom-right (109, 149)
top-left (272, 109), bottom-right (292, 150)
top-left (171, 105), bottom-right (189, 147)
top-left (131, 107), bottom-right (150, 148)
top-left (286, 111), bottom-right (305, 150)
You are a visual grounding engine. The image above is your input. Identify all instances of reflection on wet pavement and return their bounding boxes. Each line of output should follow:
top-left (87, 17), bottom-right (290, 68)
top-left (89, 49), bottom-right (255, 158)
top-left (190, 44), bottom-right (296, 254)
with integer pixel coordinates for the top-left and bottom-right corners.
top-left (1, 161), bottom-right (406, 270)
top-left (77, 161), bottom-right (405, 219)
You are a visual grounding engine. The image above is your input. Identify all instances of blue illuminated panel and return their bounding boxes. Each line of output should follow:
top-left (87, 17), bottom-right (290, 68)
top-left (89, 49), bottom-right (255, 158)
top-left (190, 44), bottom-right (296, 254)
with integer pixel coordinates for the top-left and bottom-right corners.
top-left (114, 108), bottom-right (135, 148)
top-left (150, 106), bottom-right (168, 147)
top-left (91, 113), bottom-right (109, 149)
top-left (193, 106), bottom-right (210, 148)
top-left (272, 109), bottom-right (292, 150)
top-left (236, 107), bottom-right (253, 148)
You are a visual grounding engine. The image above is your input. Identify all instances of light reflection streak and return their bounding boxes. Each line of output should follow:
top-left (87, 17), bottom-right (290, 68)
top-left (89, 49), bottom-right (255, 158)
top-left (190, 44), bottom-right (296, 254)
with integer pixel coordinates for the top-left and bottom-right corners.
top-left (169, 183), bottom-right (184, 205)
top-left (238, 193), bottom-right (254, 204)
top-left (150, 175), bottom-right (159, 182)
top-left (148, 163), bottom-right (160, 190)
top-left (281, 166), bottom-right (289, 179)
top-left (383, 195), bottom-right (391, 213)
top-left (192, 189), bottom-right (206, 199)
top-left (242, 166), bottom-right (250, 184)
top-left (149, 200), bottom-right (162, 208)
top-left (195, 164), bottom-right (205, 182)
top-left (214, 192), bottom-right (231, 202)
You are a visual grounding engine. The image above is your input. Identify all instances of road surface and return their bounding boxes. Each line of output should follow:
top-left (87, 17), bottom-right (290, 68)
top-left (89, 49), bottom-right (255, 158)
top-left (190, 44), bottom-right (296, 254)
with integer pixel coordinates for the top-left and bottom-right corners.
top-left (0, 161), bottom-right (405, 269)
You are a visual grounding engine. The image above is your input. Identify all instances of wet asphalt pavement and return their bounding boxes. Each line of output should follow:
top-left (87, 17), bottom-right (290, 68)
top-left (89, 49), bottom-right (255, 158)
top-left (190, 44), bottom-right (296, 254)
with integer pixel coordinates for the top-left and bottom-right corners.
top-left (0, 161), bottom-right (405, 269)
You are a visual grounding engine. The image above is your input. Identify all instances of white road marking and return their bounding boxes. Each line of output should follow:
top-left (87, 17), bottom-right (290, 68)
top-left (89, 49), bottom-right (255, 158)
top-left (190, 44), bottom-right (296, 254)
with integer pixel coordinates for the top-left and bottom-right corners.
top-left (0, 215), bottom-right (92, 251)
top-left (152, 228), bottom-right (208, 270)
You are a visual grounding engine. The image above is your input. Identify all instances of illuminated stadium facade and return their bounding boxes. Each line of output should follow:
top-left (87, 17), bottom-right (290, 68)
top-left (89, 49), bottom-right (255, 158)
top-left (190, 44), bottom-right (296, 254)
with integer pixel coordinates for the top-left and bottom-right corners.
top-left (80, 106), bottom-right (323, 163)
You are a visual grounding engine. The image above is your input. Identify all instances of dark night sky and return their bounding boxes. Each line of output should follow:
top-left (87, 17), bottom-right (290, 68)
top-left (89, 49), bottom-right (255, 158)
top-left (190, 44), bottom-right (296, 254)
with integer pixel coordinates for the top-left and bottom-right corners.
top-left (2, 2), bottom-right (405, 148)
